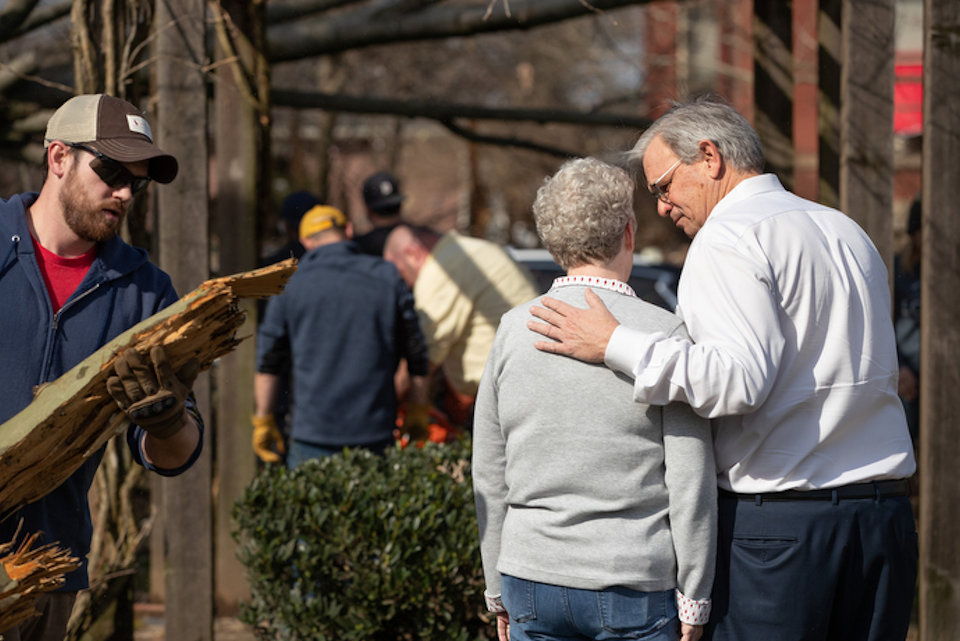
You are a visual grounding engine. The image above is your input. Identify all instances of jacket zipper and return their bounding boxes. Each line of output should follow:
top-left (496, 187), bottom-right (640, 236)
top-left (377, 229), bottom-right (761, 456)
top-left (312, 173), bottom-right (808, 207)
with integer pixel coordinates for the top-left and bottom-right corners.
top-left (50, 282), bottom-right (103, 334)
top-left (42, 282), bottom-right (104, 382)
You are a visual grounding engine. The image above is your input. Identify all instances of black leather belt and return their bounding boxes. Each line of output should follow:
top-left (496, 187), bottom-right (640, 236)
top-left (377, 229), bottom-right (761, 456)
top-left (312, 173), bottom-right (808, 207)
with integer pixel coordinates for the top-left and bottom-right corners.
top-left (720, 479), bottom-right (910, 503)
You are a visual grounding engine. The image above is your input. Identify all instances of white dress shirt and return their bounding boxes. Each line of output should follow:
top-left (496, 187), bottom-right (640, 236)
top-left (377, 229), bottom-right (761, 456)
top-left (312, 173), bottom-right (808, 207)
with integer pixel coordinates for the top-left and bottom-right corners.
top-left (605, 174), bottom-right (916, 492)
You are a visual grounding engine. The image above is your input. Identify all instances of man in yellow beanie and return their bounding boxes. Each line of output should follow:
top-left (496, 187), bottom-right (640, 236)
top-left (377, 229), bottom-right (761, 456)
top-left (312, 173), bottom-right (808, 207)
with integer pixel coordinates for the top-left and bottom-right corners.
top-left (252, 205), bottom-right (430, 466)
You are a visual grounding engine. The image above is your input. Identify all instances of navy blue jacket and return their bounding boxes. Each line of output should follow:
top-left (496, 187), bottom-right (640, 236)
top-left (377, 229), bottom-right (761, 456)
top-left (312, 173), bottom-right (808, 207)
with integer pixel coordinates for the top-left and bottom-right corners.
top-left (256, 240), bottom-right (428, 448)
top-left (0, 192), bottom-right (203, 590)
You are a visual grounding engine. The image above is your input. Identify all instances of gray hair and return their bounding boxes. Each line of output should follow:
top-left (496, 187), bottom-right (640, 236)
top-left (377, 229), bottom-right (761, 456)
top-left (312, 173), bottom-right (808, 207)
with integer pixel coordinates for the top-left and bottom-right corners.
top-left (627, 95), bottom-right (765, 181)
top-left (533, 157), bottom-right (636, 271)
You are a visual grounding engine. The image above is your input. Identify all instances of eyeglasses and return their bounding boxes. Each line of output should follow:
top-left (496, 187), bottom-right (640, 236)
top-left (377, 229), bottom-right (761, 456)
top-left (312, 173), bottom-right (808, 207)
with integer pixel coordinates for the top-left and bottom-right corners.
top-left (66, 143), bottom-right (151, 195)
top-left (648, 158), bottom-right (682, 203)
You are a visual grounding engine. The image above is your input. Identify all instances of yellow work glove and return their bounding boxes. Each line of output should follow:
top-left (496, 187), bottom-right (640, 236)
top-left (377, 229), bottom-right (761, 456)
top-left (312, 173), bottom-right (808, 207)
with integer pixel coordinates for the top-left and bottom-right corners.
top-left (251, 414), bottom-right (286, 464)
top-left (402, 402), bottom-right (431, 442)
top-left (106, 345), bottom-right (199, 440)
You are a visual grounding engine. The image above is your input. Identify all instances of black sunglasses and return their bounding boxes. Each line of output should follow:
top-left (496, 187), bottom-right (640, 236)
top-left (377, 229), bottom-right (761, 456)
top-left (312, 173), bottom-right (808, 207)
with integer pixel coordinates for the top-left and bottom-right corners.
top-left (66, 143), bottom-right (151, 195)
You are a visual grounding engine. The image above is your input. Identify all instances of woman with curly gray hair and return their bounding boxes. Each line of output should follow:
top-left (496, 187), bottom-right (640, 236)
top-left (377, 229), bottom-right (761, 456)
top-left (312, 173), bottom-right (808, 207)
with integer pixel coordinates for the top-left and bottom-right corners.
top-left (473, 156), bottom-right (716, 641)
top-left (533, 156), bottom-right (636, 271)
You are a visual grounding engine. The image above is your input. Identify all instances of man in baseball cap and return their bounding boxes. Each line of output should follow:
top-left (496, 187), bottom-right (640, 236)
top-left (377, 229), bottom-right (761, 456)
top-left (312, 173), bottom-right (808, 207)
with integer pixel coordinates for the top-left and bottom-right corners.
top-left (355, 171), bottom-right (406, 256)
top-left (261, 190), bottom-right (322, 267)
top-left (298, 204), bottom-right (349, 238)
top-left (362, 171), bottom-right (404, 213)
top-left (44, 93), bottom-right (178, 184)
top-left (0, 94), bottom-right (203, 640)
top-left (253, 202), bottom-right (431, 467)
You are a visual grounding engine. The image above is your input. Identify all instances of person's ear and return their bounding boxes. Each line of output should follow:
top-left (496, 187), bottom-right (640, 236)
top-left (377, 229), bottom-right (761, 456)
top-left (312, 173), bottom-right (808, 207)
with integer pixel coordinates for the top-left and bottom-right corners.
top-left (699, 139), bottom-right (723, 179)
top-left (345, 222), bottom-right (354, 239)
top-left (405, 241), bottom-right (423, 263)
top-left (623, 219), bottom-right (636, 253)
top-left (47, 142), bottom-right (72, 180)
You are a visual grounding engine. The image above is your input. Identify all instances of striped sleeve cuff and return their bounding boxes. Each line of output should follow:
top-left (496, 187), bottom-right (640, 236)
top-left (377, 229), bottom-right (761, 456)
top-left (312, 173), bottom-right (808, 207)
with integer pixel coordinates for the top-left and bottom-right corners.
top-left (676, 589), bottom-right (711, 625)
top-left (485, 593), bottom-right (505, 613)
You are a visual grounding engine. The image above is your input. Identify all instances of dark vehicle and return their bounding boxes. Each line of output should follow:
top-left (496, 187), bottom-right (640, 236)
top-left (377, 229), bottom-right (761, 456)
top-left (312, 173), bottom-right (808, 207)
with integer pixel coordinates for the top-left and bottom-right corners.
top-left (509, 248), bottom-right (681, 312)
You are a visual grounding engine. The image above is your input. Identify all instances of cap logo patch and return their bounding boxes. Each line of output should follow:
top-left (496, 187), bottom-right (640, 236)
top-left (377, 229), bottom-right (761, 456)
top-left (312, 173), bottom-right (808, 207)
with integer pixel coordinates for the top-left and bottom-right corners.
top-left (126, 114), bottom-right (153, 141)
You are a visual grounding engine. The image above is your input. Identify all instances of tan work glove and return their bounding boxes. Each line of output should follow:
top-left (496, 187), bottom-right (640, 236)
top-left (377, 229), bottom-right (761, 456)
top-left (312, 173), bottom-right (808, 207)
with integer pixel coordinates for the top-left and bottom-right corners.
top-left (252, 415), bottom-right (286, 464)
top-left (106, 346), bottom-right (199, 440)
top-left (402, 402), bottom-right (431, 442)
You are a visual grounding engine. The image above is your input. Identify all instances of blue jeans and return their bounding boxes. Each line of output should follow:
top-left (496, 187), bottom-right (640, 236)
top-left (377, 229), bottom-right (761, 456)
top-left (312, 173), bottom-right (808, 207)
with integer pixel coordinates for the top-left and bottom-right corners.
top-left (501, 575), bottom-right (679, 641)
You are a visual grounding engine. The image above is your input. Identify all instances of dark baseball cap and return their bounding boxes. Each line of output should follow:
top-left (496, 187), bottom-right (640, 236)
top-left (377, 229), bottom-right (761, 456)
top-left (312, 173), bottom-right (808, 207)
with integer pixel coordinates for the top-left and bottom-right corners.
top-left (362, 171), bottom-right (404, 213)
top-left (44, 94), bottom-right (178, 183)
top-left (281, 190), bottom-right (322, 225)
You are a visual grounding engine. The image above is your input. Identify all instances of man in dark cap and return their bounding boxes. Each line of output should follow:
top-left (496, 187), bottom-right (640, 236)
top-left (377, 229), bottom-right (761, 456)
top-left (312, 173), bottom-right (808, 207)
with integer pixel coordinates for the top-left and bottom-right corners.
top-left (0, 93), bottom-right (204, 641)
top-left (262, 189), bottom-right (322, 266)
top-left (354, 171), bottom-right (405, 255)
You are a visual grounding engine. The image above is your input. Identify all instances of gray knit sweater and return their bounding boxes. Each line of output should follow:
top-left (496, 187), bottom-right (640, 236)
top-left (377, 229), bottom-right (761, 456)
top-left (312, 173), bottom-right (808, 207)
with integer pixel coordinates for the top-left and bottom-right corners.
top-left (472, 280), bottom-right (717, 616)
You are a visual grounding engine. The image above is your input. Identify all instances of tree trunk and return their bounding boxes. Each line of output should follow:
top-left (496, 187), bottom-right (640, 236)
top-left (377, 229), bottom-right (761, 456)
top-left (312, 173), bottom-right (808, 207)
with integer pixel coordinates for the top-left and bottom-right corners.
top-left (154, 0), bottom-right (213, 634)
top-left (212, 0), bottom-right (269, 616)
top-left (918, 1), bottom-right (960, 639)
top-left (839, 0), bottom-right (895, 267)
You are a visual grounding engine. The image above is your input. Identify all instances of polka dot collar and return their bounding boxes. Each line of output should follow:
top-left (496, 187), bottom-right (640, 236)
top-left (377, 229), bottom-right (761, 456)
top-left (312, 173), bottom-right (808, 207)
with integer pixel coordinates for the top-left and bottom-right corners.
top-left (549, 274), bottom-right (637, 298)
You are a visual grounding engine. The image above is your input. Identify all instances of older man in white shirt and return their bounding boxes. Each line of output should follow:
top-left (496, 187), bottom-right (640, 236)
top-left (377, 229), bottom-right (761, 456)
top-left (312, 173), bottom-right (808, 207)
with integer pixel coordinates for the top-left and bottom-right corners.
top-left (528, 96), bottom-right (917, 641)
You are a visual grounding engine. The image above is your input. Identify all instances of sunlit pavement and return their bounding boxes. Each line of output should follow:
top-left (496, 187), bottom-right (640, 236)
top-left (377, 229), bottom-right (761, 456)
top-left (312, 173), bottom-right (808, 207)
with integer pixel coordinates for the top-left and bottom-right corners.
top-left (133, 604), bottom-right (256, 641)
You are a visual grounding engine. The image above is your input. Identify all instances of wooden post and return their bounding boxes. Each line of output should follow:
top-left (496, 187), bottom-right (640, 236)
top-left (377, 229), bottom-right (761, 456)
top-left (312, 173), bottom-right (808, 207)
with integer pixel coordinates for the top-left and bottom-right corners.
top-left (155, 0), bottom-right (213, 638)
top-left (839, 0), bottom-right (895, 265)
top-left (754, 2), bottom-right (794, 189)
top-left (918, 1), bottom-right (960, 639)
top-left (212, 0), bottom-right (268, 615)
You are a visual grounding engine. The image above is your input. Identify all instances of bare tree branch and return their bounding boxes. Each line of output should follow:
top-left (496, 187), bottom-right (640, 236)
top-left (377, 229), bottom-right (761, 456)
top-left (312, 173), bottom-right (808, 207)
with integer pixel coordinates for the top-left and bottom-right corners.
top-left (265, 0), bottom-right (367, 25)
top-left (0, 0), bottom-right (41, 42)
top-left (266, 0), bottom-right (651, 62)
top-left (272, 87), bottom-right (650, 156)
top-left (209, 1), bottom-right (264, 112)
top-left (0, 53), bottom-right (37, 93)
top-left (0, 57), bottom-right (73, 95)
top-left (440, 118), bottom-right (577, 158)
top-left (2, 0), bottom-right (70, 43)
top-left (272, 88), bottom-right (652, 128)
top-left (484, 0), bottom-right (509, 21)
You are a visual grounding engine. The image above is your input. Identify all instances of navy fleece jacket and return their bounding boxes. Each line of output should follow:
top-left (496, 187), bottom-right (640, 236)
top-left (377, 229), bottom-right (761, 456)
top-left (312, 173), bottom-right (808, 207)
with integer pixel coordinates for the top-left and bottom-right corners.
top-left (0, 192), bottom-right (203, 590)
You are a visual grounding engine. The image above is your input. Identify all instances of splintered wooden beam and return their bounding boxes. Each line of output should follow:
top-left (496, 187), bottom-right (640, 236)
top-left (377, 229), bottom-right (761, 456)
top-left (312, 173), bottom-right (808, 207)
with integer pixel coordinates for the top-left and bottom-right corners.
top-left (0, 259), bottom-right (297, 517)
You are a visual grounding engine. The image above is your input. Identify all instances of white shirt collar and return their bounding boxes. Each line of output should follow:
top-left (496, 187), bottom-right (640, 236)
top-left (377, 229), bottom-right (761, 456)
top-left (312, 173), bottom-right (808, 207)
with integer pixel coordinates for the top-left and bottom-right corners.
top-left (710, 173), bottom-right (784, 221)
top-left (549, 274), bottom-right (637, 298)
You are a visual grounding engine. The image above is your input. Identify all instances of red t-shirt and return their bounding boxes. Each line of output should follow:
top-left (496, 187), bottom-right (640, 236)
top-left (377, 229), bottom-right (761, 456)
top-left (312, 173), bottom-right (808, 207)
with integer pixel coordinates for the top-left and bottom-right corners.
top-left (31, 236), bottom-right (97, 312)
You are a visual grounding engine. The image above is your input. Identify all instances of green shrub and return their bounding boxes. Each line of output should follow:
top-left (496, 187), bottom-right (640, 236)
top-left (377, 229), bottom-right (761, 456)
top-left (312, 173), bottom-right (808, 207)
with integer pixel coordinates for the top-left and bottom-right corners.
top-left (232, 437), bottom-right (495, 641)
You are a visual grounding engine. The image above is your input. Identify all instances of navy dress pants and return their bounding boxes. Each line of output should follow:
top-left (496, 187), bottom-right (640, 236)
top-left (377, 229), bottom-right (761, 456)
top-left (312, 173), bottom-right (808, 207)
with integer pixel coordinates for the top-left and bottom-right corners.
top-left (706, 490), bottom-right (917, 641)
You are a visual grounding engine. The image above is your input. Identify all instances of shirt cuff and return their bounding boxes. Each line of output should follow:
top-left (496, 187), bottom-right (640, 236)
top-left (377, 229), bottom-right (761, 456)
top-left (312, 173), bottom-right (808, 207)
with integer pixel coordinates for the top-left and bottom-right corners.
top-left (605, 325), bottom-right (652, 377)
top-left (675, 589), bottom-right (711, 625)
top-left (485, 593), bottom-right (505, 613)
